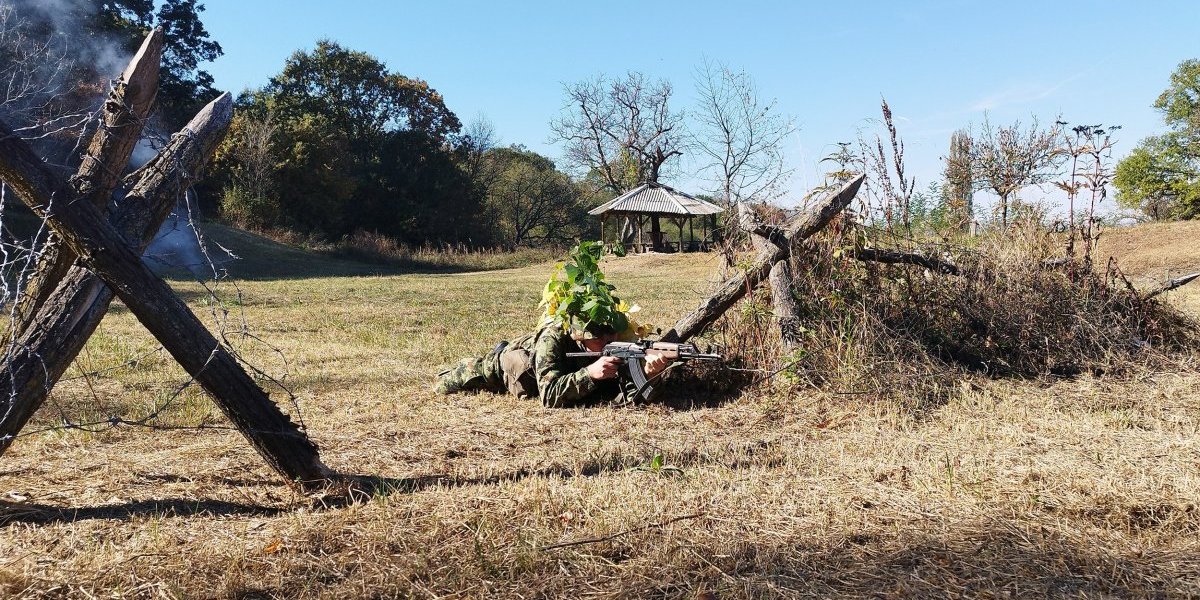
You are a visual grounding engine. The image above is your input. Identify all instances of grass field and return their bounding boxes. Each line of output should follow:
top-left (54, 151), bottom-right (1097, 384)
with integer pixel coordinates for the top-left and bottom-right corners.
top-left (2, 222), bottom-right (1200, 598)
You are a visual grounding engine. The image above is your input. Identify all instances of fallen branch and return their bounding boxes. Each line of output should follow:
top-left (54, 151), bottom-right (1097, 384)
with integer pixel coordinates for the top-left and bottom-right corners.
top-left (851, 247), bottom-right (962, 275)
top-left (538, 512), bottom-right (707, 551)
top-left (1144, 272), bottom-right (1200, 300)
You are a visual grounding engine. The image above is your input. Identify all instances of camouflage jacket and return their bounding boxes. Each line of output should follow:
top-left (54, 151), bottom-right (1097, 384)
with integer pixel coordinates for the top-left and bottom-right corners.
top-left (513, 326), bottom-right (638, 408)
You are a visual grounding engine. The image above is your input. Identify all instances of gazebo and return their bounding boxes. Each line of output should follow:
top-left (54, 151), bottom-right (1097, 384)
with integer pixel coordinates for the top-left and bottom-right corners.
top-left (590, 182), bottom-right (724, 253)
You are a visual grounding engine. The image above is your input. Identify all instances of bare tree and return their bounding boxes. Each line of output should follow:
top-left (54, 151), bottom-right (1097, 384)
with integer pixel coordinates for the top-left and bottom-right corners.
top-left (691, 59), bottom-right (795, 205)
top-left (550, 71), bottom-right (683, 193)
top-left (0, 6), bottom-right (59, 121)
top-left (486, 147), bottom-right (582, 248)
top-left (231, 109), bottom-right (277, 204)
top-left (460, 113), bottom-right (499, 191)
top-left (969, 116), bottom-right (1063, 227)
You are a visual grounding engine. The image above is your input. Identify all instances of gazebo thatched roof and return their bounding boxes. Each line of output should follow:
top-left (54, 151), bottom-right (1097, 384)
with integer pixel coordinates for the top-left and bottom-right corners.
top-left (589, 182), bottom-right (724, 217)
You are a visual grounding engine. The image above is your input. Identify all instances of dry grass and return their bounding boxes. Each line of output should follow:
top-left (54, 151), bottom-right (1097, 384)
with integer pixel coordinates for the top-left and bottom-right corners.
top-left (1, 223), bottom-right (1200, 598)
top-left (1099, 220), bottom-right (1200, 314)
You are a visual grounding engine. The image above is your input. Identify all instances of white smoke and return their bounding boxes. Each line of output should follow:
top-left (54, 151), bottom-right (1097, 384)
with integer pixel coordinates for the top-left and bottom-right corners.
top-left (129, 137), bottom-right (158, 169)
top-left (145, 189), bottom-right (236, 278)
top-left (8, 0), bottom-right (133, 78)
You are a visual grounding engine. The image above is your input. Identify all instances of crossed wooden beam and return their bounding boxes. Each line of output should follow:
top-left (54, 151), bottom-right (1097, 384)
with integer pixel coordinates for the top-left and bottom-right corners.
top-left (662, 174), bottom-right (865, 344)
top-left (0, 30), bottom-right (334, 488)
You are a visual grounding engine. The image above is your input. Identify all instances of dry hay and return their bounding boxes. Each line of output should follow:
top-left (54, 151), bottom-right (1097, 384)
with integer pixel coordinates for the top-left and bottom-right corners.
top-left (0, 226), bottom-right (1198, 598)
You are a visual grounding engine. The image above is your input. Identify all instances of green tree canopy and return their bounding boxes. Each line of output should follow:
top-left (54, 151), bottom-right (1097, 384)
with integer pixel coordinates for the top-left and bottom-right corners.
top-left (1115, 59), bottom-right (1200, 219)
top-left (265, 40), bottom-right (460, 144)
top-left (212, 42), bottom-right (481, 245)
top-left (483, 146), bottom-right (590, 248)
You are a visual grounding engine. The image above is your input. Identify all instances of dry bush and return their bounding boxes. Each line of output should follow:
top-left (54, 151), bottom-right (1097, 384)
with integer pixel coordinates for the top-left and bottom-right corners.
top-left (698, 214), bottom-right (1200, 410)
top-left (333, 230), bottom-right (562, 271)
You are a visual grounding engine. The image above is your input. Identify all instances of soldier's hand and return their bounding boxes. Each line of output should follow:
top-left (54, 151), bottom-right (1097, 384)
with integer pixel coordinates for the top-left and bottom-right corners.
top-left (586, 356), bottom-right (621, 380)
top-left (644, 352), bottom-right (674, 378)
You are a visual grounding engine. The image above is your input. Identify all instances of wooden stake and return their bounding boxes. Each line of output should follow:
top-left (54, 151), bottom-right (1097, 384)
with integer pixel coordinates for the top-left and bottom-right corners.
top-left (0, 106), bottom-right (334, 487)
top-left (9, 29), bottom-right (164, 339)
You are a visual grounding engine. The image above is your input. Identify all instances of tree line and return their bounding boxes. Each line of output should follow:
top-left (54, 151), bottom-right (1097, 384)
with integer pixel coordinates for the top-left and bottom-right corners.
top-left (205, 47), bottom-right (797, 249)
top-left (0, 0), bottom-right (1196, 253)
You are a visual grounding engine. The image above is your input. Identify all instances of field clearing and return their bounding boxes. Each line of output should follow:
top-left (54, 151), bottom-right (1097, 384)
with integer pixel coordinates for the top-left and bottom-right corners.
top-left (2, 223), bottom-right (1200, 598)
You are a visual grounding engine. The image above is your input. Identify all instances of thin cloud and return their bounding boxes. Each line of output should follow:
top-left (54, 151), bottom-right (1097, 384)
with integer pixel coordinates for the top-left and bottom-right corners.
top-left (968, 70), bottom-right (1089, 113)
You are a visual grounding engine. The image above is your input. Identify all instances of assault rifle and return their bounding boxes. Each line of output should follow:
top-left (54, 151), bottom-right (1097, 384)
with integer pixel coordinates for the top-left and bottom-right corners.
top-left (567, 340), bottom-right (722, 403)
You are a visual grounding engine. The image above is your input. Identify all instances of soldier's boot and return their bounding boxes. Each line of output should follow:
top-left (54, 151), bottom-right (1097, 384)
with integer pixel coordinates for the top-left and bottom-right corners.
top-left (433, 356), bottom-right (498, 395)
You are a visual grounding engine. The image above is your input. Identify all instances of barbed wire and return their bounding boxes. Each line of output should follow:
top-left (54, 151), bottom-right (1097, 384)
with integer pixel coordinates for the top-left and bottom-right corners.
top-left (0, 76), bottom-right (311, 444)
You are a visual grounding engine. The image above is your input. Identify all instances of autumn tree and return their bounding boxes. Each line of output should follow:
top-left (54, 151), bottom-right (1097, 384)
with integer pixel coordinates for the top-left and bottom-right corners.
top-left (1114, 59), bottom-right (1200, 219)
top-left (691, 59), bottom-right (795, 205)
top-left (214, 41), bottom-right (479, 244)
top-left (967, 117), bottom-right (1062, 227)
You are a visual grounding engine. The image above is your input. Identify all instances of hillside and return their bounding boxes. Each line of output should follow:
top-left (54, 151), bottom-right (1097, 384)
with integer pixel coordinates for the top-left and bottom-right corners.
top-left (1100, 219), bottom-right (1200, 275)
top-left (0, 222), bottom-right (1198, 598)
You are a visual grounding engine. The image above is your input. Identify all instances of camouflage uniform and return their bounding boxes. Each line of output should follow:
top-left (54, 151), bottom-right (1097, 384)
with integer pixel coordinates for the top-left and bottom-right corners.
top-left (435, 326), bottom-right (640, 407)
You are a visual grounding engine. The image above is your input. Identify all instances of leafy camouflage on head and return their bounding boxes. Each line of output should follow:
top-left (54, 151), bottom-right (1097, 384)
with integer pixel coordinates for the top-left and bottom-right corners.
top-left (540, 241), bottom-right (646, 337)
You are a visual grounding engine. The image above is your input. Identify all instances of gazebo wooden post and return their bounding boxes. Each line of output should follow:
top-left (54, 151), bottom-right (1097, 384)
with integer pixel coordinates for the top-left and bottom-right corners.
top-left (600, 213), bottom-right (605, 244)
top-left (689, 217), bottom-right (695, 252)
top-left (676, 217), bottom-right (684, 253)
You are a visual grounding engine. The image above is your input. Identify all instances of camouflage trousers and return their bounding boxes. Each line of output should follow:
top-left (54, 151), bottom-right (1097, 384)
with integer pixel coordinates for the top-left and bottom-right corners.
top-left (434, 342), bottom-right (538, 398)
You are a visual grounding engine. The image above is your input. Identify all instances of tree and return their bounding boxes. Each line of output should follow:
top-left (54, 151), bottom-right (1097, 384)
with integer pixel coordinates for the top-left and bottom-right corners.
top-left (550, 72), bottom-right (683, 193)
top-left (215, 41), bottom-right (481, 245)
top-left (1114, 59), bottom-right (1200, 219)
top-left (692, 59), bottom-right (795, 205)
top-left (1114, 135), bottom-right (1200, 219)
top-left (265, 40), bottom-right (459, 145)
top-left (459, 114), bottom-right (502, 202)
top-left (152, 0), bottom-right (223, 127)
top-left (942, 129), bottom-right (973, 230)
top-left (212, 101), bottom-right (280, 228)
top-left (484, 146), bottom-right (587, 248)
top-left (967, 116), bottom-right (1062, 227)
top-left (2, 0), bottom-right (223, 130)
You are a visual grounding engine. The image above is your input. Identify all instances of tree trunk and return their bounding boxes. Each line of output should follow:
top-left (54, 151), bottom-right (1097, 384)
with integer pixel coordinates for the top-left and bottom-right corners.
top-left (663, 175), bottom-right (864, 342)
top-left (738, 202), bottom-right (803, 348)
top-left (8, 29), bottom-right (164, 339)
top-left (0, 102), bottom-right (334, 487)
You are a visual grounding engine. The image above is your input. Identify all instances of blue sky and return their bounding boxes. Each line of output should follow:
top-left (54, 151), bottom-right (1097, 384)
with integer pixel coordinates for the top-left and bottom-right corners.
top-left (201, 0), bottom-right (1198, 209)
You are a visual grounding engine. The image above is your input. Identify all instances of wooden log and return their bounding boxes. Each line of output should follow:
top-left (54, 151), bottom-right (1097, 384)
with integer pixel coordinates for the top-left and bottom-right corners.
top-left (738, 201), bottom-right (803, 348)
top-left (9, 29), bottom-right (164, 337)
top-left (662, 174), bottom-right (864, 342)
top-left (0, 108), bottom-right (334, 487)
top-left (850, 247), bottom-right (962, 275)
top-left (0, 94), bottom-right (234, 462)
top-left (1144, 272), bottom-right (1200, 300)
